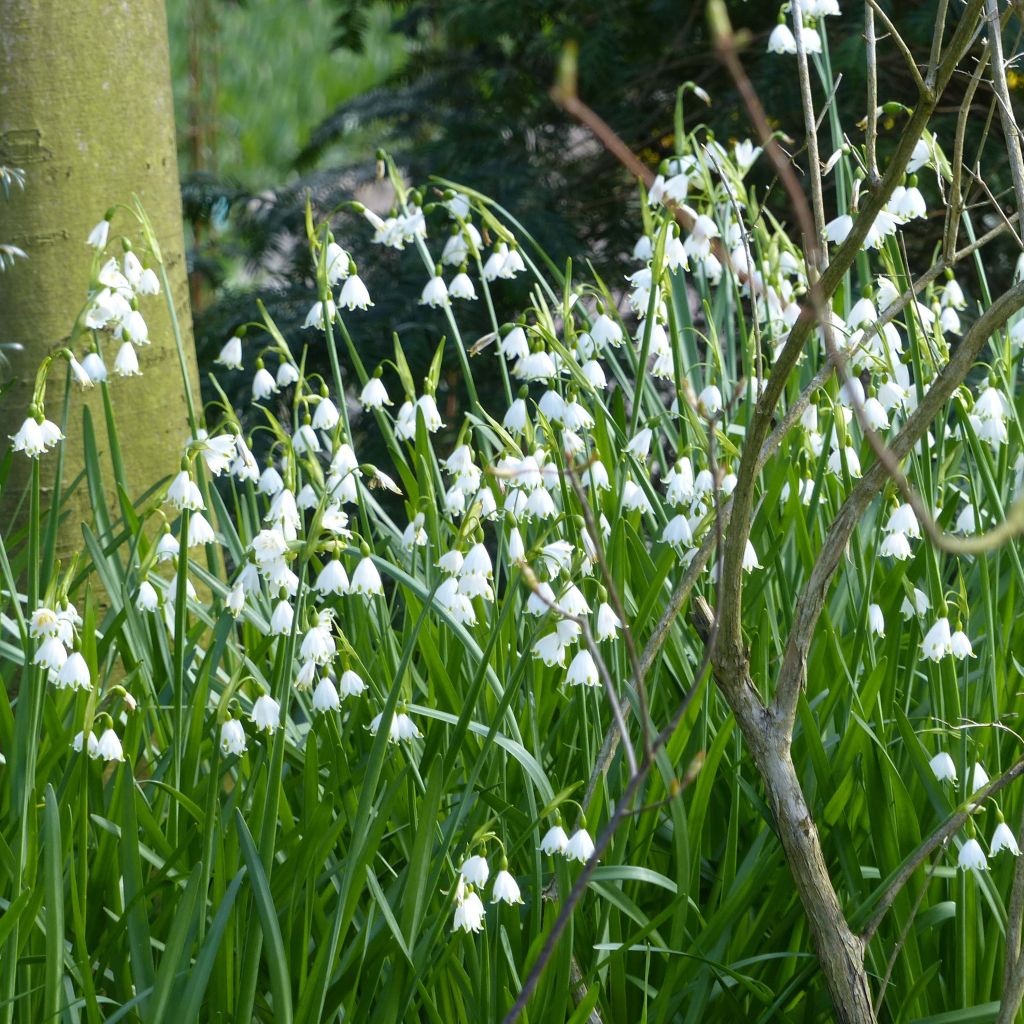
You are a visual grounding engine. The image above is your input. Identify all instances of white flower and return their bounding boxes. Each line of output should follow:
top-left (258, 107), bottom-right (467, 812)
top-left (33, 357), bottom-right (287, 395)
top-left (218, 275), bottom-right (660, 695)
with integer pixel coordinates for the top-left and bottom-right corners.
top-left (220, 719), bottom-right (247, 756)
top-left (250, 368), bottom-right (277, 403)
top-left (33, 636), bottom-right (67, 673)
top-left (533, 633), bottom-right (567, 667)
top-left (226, 582), bottom-right (246, 617)
top-left (767, 23), bottom-right (797, 53)
top-left (885, 503), bottom-right (920, 538)
top-left (360, 376), bottom-right (391, 410)
top-left (136, 580), bottom-right (159, 612)
top-left (558, 584), bottom-right (590, 617)
top-left (862, 397), bottom-right (889, 431)
top-left (81, 352), bottom-right (108, 383)
top-left (276, 362), bottom-right (299, 388)
top-left (827, 445), bottom-right (861, 478)
top-left (339, 274), bottom-right (373, 310)
top-left (313, 397), bottom-right (340, 432)
top-left (491, 869), bottom-right (523, 905)
top-left (269, 600), bottom-right (294, 636)
top-left (292, 660), bottom-right (316, 693)
top-left (972, 763), bottom-right (990, 792)
top-left (453, 889), bottom-right (486, 933)
top-left (194, 433), bottom-right (236, 477)
top-left (303, 299), bottom-right (336, 331)
top-left (312, 677), bottom-right (341, 713)
top-left (95, 728), bottom-right (125, 762)
top-left (68, 355), bottom-right (94, 388)
top-left (799, 26), bottom-right (822, 52)
top-left (87, 219), bottom-right (110, 249)
top-left (920, 617), bottom-right (952, 661)
top-left (581, 359), bottom-right (607, 389)
top-left (72, 731), bottom-right (99, 758)
top-left (55, 652), bottom-right (91, 691)
top-left (564, 828), bottom-right (596, 863)
top-left (29, 607), bottom-right (61, 638)
top-left (512, 351), bottom-right (557, 382)
top-left (503, 398), bottom-right (528, 432)
top-left (734, 138), bottom-right (762, 171)
top-left (293, 423), bottom-right (321, 455)
top-left (662, 515), bottom-right (694, 550)
top-left (369, 710), bottom-right (421, 742)
top-left (929, 752), bottom-right (957, 783)
top-left (625, 428), bottom-right (653, 461)
top-left (462, 542), bottom-right (493, 579)
top-left (113, 342), bottom-right (141, 377)
top-left (419, 275), bottom-right (449, 308)
top-left (216, 335), bottom-right (243, 369)
top-left (991, 822), bottom-right (1021, 857)
top-left (256, 468), bottom-right (284, 499)
top-left (251, 527), bottom-right (287, 565)
top-left (339, 670), bottom-right (367, 698)
top-left (950, 630), bottom-right (974, 659)
top-left (880, 532), bottom-right (913, 560)
top-left (742, 540), bottom-right (761, 572)
top-left (325, 242), bottom-right (350, 284)
top-left (893, 186), bottom-right (927, 221)
top-left (251, 694), bottom-right (281, 733)
top-left (136, 267), bottom-right (160, 295)
top-left (301, 620), bottom-right (336, 665)
top-left (460, 855), bottom-right (490, 887)
top-left (566, 650), bottom-right (600, 688)
top-left (416, 393), bottom-right (444, 432)
top-left (499, 326), bottom-right (530, 360)
top-left (10, 417), bottom-right (47, 458)
top-left (540, 824), bottom-right (570, 855)
top-left (187, 512), bottom-right (216, 548)
top-left (697, 385), bottom-right (722, 418)
top-left (868, 604), bottom-right (885, 637)
top-left (959, 838), bottom-right (988, 873)
top-left (596, 603), bottom-right (622, 641)
top-left (824, 214), bottom-right (853, 244)
top-left (350, 557), bottom-right (384, 597)
top-left (315, 560), bottom-right (349, 597)
top-left (621, 481), bottom-right (653, 515)
top-left (167, 470), bottom-right (204, 512)
top-left (900, 589), bottom-right (930, 619)
top-left (231, 437), bottom-right (260, 482)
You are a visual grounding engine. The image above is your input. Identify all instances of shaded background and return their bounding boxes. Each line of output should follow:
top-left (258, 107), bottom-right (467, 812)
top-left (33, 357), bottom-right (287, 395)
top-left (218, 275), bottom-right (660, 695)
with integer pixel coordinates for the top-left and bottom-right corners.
top-left (169, 0), bottom-right (1023, 455)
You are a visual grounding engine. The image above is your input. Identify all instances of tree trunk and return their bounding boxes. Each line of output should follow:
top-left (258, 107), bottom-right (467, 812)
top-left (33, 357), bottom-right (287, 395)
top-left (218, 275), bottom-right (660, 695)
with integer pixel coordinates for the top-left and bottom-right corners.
top-left (751, 739), bottom-right (876, 1023)
top-left (0, 0), bottom-right (199, 549)
top-left (710, 635), bottom-right (876, 1024)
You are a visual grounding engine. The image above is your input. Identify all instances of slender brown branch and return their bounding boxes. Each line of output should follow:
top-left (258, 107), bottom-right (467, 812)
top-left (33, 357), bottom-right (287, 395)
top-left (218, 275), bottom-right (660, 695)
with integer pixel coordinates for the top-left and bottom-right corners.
top-left (865, 0), bottom-right (927, 97)
top-left (792, 0), bottom-right (828, 263)
top-left (985, 0), bottom-right (1024, 235)
top-left (865, 2), bottom-right (880, 186)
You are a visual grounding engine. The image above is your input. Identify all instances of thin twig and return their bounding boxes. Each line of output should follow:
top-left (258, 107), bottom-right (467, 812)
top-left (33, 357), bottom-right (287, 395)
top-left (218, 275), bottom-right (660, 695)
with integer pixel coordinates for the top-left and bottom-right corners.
top-left (865, 2), bottom-right (880, 185)
top-left (985, 0), bottom-right (1024, 236)
top-left (866, 0), bottom-right (927, 97)
top-left (792, 0), bottom-right (828, 263)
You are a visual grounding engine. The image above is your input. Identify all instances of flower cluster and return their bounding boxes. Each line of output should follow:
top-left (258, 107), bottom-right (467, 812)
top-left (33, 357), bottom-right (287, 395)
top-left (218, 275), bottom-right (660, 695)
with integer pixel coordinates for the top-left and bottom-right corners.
top-left (451, 851), bottom-right (524, 933)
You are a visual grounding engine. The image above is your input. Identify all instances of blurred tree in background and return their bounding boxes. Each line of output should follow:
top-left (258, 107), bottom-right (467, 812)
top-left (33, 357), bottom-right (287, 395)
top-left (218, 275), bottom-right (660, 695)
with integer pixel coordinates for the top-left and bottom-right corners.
top-left (169, 0), bottom-right (1023, 455)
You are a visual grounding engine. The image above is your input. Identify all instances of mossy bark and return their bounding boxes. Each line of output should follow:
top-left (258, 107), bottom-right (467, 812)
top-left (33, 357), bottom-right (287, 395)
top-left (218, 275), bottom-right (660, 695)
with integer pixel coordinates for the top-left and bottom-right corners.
top-left (0, 0), bottom-right (199, 552)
